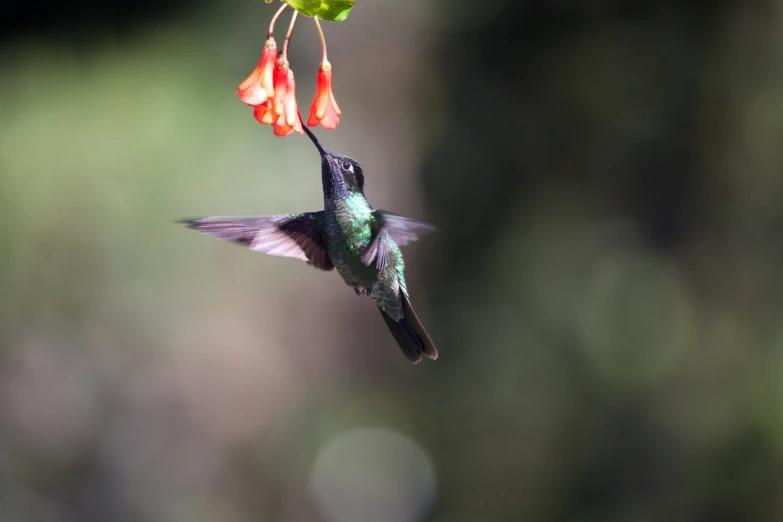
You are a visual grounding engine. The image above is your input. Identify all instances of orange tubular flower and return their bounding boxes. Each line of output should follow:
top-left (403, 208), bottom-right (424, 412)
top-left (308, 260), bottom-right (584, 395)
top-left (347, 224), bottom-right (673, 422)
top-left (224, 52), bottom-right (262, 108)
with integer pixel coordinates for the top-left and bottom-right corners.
top-left (273, 69), bottom-right (304, 136)
top-left (307, 60), bottom-right (341, 129)
top-left (272, 57), bottom-right (290, 118)
top-left (237, 37), bottom-right (277, 106)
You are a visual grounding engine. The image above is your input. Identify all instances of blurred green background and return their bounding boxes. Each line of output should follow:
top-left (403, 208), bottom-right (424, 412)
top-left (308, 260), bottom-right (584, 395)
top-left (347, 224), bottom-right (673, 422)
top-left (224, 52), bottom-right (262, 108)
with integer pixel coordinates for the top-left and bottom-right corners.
top-left (2, 0), bottom-right (782, 521)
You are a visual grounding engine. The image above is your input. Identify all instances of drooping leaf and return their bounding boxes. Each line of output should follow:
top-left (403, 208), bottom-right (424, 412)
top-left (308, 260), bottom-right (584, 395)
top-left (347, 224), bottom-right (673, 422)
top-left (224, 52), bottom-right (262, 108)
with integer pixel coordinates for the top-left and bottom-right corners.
top-left (284, 0), bottom-right (321, 16)
top-left (316, 0), bottom-right (355, 22)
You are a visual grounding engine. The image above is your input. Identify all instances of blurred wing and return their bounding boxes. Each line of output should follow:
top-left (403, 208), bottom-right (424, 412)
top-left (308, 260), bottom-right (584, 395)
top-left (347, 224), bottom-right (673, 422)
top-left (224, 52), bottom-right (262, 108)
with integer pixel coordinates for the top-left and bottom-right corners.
top-left (361, 210), bottom-right (436, 270)
top-left (361, 227), bottom-right (390, 271)
top-left (182, 212), bottom-right (334, 271)
top-left (375, 210), bottom-right (437, 246)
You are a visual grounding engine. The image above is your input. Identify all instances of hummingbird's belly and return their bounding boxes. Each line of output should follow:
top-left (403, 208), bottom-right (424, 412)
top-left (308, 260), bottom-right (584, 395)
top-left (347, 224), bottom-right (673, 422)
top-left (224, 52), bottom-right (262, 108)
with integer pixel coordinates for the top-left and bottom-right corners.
top-left (328, 243), bottom-right (377, 289)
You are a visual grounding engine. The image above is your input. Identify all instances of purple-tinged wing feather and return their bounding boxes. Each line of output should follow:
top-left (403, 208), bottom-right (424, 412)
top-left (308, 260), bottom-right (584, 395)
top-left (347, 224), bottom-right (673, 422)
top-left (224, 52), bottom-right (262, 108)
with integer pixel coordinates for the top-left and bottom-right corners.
top-left (361, 210), bottom-right (436, 269)
top-left (378, 211), bottom-right (437, 246)
top-left (361, 229), bottom-right (389, 270)
top-left (182, 213), bottom-right (334, 271)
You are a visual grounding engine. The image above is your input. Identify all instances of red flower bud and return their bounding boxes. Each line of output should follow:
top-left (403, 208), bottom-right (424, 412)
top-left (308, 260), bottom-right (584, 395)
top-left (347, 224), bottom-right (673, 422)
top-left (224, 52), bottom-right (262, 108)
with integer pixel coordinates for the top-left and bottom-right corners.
top-left (307, 60), bottom-right (341, 129)
top-left (272, 57), bottom-right (290, 118)
top-left (237, 38), bottom-right (277, 106)
top-left (273, 69), bottom-right (304, 137)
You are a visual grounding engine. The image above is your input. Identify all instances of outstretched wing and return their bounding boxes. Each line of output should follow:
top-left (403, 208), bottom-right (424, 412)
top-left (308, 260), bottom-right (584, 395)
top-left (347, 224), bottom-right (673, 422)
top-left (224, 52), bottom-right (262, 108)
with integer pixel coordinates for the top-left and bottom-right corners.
top-left (377, 211), bottom-right (437, 246)
top-left (361, 210), bottom-right (436, 270)
top-left (182, 212), bottom-right (334, 271)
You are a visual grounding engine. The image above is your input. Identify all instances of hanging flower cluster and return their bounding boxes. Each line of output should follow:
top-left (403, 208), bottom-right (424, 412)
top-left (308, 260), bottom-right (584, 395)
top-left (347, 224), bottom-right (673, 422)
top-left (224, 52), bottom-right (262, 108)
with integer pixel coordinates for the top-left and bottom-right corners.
top-left (237, 3), bottom-right (342, 137)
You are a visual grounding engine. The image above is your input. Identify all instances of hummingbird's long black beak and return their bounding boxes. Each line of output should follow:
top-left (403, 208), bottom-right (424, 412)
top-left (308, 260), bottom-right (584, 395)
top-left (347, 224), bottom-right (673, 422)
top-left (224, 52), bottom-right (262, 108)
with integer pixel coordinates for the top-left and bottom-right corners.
top-left (302, 123), bottom-right (327, 156)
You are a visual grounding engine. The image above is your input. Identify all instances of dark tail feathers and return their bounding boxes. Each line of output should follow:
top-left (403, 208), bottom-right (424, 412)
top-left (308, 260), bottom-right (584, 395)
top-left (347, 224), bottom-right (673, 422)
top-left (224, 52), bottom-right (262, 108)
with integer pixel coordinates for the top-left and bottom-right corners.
top-left (379, 293), bottom-right (438, 364)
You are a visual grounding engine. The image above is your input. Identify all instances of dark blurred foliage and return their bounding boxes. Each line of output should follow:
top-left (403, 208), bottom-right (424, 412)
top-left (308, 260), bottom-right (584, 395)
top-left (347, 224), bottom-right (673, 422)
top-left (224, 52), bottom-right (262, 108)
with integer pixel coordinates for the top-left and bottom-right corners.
top-left (1, 0), bottom-right (782, 521)
top-left (2, 0), bottom-right (189, 40)
top-left (421, 1), bottom-right (783, 521)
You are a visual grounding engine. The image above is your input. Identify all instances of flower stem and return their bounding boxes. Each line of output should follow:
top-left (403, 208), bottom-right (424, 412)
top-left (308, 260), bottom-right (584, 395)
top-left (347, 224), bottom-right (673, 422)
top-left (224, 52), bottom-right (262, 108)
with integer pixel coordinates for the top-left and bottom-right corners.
top-left (314, 17), bottom-right (328, 63)
top-left (282, 10), bottom-right (299, 59)
top-left (267, 3), bottom-right (289, 40)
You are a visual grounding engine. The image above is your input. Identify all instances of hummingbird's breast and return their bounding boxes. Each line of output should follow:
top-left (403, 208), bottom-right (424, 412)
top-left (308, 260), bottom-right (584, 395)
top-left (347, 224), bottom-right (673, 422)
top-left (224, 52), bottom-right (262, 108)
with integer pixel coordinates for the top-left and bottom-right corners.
top-left (324, 195), bottom-right (378, 288)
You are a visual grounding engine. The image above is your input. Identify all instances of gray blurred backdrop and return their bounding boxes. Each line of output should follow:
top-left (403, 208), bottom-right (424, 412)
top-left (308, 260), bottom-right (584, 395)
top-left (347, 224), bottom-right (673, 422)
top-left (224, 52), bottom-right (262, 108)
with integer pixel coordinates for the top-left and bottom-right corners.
top-left (1, 0), bottom-right (782, 521)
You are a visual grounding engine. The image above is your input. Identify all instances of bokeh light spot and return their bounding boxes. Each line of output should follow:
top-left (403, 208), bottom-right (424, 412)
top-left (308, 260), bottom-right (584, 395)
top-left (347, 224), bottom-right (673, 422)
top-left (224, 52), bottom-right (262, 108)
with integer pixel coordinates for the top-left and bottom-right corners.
top-left (309, 427), bottom-right (437, 522)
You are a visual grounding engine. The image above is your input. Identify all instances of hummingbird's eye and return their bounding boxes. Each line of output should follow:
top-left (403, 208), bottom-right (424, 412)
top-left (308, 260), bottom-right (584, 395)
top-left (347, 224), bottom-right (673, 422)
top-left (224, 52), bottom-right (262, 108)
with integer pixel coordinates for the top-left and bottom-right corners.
top-left (341, 161), bottom-right (353, 173)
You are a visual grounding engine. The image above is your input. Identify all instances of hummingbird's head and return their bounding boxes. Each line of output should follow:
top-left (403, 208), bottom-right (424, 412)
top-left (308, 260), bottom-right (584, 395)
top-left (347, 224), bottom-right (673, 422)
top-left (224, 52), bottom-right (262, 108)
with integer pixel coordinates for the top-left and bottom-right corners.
top-left (303, 125), bottom-right (365, 198)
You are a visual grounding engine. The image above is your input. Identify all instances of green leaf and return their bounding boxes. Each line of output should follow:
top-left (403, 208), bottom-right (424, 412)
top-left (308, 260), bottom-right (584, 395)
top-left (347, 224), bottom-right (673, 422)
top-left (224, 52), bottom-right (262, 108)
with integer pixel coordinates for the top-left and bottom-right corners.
top-left (265, 0), bottom-right (274, 3)
top-left (284, 0), bottom-right (321, 16)
top-left (316, 0), bottom-right (355, 22)
top-left (282, 0), bottom-right (354, 22)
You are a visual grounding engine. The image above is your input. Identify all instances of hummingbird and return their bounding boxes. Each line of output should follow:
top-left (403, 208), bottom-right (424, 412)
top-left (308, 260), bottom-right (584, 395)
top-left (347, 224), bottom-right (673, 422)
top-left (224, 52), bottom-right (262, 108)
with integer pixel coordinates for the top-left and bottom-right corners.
top-left (181, 127), bottom-right (438, 363)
